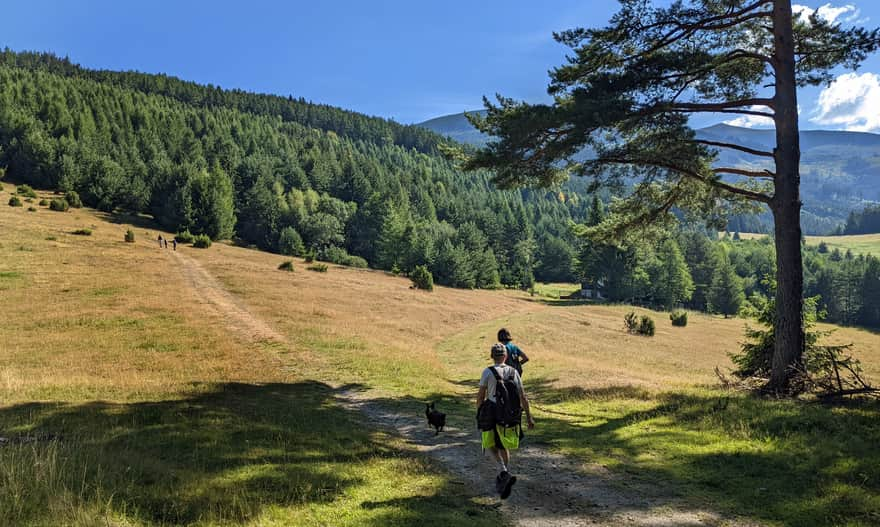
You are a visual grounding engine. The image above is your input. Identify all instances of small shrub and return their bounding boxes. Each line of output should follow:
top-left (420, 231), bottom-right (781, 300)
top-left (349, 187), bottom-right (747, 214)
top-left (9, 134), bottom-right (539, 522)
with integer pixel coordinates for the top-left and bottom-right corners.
top-left (624, 311), bottom-right (639, 333)
top-left (8, 196), bottom-right (22, 207)
top-left (16, 184), bottom-right (37, 198)
top-left (45, 236), bottom-right (57, 241)
top-left (0, 183), bottom-right (3, 191)
top-left (27, 206), bottom-right (37, 212)
top-left (278, 260), bottom-right (294, 272)
top-left (639, 316), bottom-right (656, 336)
top-left (624, 312), bottom-right (655, 336)
top-left (391, 264), bottom-right (401, 276)
top-left (192, 234), bottom-right (212, 248)
top-left (49, 198), bottom-right (69, 212)
top-left (175, 230), bottom-right (196, 243)
top-left (72, 228), bottom-right (92, 236)
top-left (64, 190), bottom-right (83, 208)
top-left (307, 263), bottom-right (328, 273)
top-left (24, 198), bottom-right (34, 203)
top-left (410, 265), bottom-right (434, 291)
top-left (124, 229), bottom-right (135, 243)
top-left (38, 199), bottom-right (48, 206)
top-left (670, 310), bottom-right (688, 327)
top-left (304, 249), bottom-right (316, 263)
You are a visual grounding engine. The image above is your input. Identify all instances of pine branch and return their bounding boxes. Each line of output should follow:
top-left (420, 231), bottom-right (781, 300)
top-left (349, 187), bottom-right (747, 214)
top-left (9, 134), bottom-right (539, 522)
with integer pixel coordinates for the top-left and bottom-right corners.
top-left (714, 167), bottom-right (776, 179)
top-left (689, 139), bottom-right (774, 158)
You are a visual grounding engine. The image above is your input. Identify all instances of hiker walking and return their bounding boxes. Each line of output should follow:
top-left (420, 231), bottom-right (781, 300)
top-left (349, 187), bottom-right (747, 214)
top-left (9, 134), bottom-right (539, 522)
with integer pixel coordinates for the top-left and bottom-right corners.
top-left (498, 328), bottom-right (529, 377)
top-left (477, 343), bottom-right (535, 499)
top-left (157, 235), bottom-right (164, 248)
top-left (172, 239), bottom-right (177, 251)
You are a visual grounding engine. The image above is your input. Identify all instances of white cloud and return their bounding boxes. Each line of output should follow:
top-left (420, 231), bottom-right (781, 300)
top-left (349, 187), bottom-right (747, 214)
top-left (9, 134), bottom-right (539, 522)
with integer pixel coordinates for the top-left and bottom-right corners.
top-left (724, 105), bottom-right (775, 128)
top-left (792, 3), bottom-right (861, 25)
top-left (811, 72), bottom-right (880, 131)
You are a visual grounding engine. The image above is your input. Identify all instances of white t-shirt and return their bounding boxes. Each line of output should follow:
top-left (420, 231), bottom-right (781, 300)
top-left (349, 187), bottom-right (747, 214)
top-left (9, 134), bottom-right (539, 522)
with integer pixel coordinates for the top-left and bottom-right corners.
top-left (479, 364), bottom-right (524, 403)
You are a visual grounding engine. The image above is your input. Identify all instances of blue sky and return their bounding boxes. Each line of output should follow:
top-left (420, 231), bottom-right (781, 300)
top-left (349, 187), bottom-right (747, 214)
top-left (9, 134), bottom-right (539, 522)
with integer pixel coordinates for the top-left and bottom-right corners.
top-left (5, 1), bottom-right (880, 129)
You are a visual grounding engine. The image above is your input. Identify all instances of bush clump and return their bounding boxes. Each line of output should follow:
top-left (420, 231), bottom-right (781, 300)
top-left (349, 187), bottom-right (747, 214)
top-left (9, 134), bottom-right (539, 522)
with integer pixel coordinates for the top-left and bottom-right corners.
top-left (304, 249), bottom-right (316, 263)
top-left (49, 198), bottom-right (69, 212)
top-left (192, 234), bottom-right (212, 248)
top-left (278, 260), bottom-right (294, 272)
top-left (320, 246), bottom-right (368, 268)
top-left (307, 263), bottom-right (328, 273)
top-left (625, 312), bottom-right (655, 336)
top-left (670, 310), bottom-right (688, 327)
top-left (16, 185), bottom-right (37, 198)
top-left (410, 265), bottom-right (434, 291)
top-left (278, 227), bottom-right (305, 256)
top-left (64, 190), bottom-right (83, 208)
top-left (8, 196), bottom-right (22, 207)
top-left (38, 199), bottom-right (48, 206)
top-left (175, 230), bottom-right (195, 243)
top-left (27, 206), bottom-right (37, 212)
top-left (124, 229), bottom-right (135, 243)
top-left (639, 315), bottom-right (656, 336)
top-left (72, 228), bottom-right (92, 236)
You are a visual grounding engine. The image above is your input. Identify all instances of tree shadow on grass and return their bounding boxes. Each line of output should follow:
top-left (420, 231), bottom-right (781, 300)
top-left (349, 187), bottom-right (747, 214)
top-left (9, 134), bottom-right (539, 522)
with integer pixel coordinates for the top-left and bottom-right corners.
top-left (524, 383), bottom-right (880, 527)
top-left (0, 382), bottom-right (499, 526)
top-left (352, 377), bottom-right (880, 526)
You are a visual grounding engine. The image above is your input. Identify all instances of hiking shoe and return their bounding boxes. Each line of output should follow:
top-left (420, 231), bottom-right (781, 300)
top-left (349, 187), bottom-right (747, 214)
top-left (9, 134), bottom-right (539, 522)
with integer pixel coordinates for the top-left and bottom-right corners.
top-left (495, 471), bottom-right (508, 494)
top-left (500, 473), bottom-right (517, 500)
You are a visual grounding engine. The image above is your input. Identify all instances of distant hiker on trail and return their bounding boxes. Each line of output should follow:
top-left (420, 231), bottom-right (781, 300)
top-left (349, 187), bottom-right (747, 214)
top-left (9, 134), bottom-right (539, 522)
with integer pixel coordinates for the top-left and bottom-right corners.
top-left (477, 343), bottom-right (534, 499)
top-left (172, 239), bottom-right (177, 251)
top-left (498, 328), bottom-right (529, 377)
top-left (157, 235), bottom-right (164, 248)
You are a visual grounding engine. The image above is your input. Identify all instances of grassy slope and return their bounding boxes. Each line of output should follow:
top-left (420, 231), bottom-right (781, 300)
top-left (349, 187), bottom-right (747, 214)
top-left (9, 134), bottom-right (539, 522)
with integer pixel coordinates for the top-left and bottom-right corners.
top-left (3, 185), bottom-right (880, 526)
top-left (0, 184), bottom-right (499, 527)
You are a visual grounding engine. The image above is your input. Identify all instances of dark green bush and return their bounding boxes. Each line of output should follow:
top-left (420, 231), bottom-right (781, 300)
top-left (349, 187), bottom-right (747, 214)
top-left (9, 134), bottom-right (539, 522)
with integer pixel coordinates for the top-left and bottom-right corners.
top-left (307, 263), bottom-right (328, 273)
top-left (278, 227), bottom-right (305, 256)
top-left (175, 230), bottom-right (195, 243)
top-left (624, 311), bottom-right (638, 333)
top-left (639, 316), bottom-right (656, 336)
top-left (320, 246), bottom-right (368, 268)
top-left (27, 206), bottom-right (37, 212)
top-left (625, 312), bottom-right (654, 336)
top-left (16, 185), bottom-right (37, 198)
top-left (49, 198), bottom-right (69, 212)
top-left (304, 249), bottom-right (316, 263)
top-left (410, 265), bottom-right (434, 291)
top-left (38, 199), bottom-right (48, 206)
top-left (278, 260), bottom-right (294, 272)
top-left (192, 234), bottom-right (212, 248)
top-left (72, 228), bottom-right (92, 236)
top-left (8, 196), bottom-right (22, 207)
top-left (670, 310), bottom-right (688, 327)
top-left (64, 190), bottom-right (83, 208)
top-left (124, 229), bottom-right (135, 243)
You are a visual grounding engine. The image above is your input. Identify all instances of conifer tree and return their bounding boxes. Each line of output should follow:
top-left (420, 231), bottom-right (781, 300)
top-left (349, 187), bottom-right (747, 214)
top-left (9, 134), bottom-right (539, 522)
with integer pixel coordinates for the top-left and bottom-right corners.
top-left (464, 0), bottom-right (880, 392)
top-left (707, 250), bottom-right (745, 318)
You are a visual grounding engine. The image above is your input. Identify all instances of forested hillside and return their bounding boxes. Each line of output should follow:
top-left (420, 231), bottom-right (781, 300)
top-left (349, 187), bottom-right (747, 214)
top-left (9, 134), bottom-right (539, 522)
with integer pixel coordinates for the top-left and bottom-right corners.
top-left (0, 50), bottom-right (592, 288)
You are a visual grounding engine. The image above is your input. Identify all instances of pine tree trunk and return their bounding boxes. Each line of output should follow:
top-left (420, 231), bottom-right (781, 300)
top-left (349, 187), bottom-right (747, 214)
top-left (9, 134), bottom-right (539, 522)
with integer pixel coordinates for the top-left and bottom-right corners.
top-left (769, 0), bottom-right (806, 392)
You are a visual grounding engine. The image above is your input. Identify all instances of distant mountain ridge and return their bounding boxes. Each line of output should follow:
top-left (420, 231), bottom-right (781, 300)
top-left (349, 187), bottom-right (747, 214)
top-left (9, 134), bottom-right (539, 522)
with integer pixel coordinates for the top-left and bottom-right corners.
top-left (418, 112), bottom-right (880, 234)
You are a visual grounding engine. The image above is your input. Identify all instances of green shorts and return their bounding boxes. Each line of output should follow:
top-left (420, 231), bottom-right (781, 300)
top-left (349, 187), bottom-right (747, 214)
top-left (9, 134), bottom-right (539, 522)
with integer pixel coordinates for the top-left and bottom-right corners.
top-left (481, 425), bottom-right (520, 450)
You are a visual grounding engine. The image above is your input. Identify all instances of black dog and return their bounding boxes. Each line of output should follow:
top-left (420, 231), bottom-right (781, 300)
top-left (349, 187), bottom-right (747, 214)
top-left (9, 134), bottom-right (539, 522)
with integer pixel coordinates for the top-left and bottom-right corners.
top-left (425, 402), bottom-right (446, 435)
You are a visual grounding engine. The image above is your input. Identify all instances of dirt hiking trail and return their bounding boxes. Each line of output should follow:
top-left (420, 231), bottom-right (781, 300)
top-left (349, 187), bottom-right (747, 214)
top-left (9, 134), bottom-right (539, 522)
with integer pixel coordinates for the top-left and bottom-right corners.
top-left (171, 250), bottom-right (761, 527)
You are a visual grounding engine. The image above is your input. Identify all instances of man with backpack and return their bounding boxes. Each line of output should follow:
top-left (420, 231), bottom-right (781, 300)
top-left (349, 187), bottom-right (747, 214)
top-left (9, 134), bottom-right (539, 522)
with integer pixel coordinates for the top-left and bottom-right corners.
top-left (498, 328), bottom-right (529, 377)
top-left (477, 343), bottom-right (535, 499)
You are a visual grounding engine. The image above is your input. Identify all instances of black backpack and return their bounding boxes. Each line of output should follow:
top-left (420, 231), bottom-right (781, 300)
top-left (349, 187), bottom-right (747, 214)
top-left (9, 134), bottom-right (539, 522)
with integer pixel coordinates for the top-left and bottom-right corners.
top-left (488, 366), bottom-right (522, 428)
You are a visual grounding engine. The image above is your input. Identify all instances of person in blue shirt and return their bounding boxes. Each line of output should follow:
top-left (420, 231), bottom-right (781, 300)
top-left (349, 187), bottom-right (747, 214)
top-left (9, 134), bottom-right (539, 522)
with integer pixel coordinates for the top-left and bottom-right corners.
top-left (497, 328), bottom-right (529, 377)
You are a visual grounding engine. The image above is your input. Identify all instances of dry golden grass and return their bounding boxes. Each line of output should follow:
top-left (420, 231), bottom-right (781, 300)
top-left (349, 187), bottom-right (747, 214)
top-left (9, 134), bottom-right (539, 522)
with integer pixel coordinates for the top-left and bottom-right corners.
top-left (0, 184), bottom-right (291, 403)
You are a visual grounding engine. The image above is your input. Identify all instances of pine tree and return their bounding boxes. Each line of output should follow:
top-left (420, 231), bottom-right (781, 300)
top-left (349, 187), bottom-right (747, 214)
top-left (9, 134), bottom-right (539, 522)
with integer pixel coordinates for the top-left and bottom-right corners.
top-left (463, 0), bottom-right (880, 391)
top-left (707, 250), bottom-right (745, 318)
top-left (650, 238), bottom-right (694, 310)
